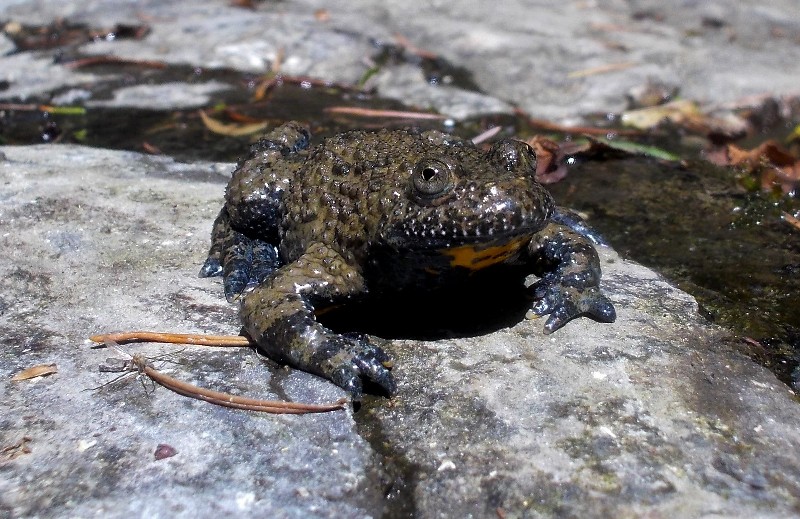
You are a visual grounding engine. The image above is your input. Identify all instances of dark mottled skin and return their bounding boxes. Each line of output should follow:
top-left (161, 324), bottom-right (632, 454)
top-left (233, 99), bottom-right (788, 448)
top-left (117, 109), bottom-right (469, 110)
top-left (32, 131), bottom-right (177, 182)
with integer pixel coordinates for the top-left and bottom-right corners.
top-left (201, 122), bottom-right (615, 399)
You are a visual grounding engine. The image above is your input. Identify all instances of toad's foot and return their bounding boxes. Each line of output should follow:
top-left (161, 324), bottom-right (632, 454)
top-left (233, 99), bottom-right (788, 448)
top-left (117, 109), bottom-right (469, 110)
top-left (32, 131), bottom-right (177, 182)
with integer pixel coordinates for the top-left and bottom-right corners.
top-left (527, 221), bottom-right (616, 333)
top-left (312, 333), bottom-right (396, 400)
top-left (528, 276), bottom-right (616, 333)
top-left (199, 208), bottom-right (280, 301)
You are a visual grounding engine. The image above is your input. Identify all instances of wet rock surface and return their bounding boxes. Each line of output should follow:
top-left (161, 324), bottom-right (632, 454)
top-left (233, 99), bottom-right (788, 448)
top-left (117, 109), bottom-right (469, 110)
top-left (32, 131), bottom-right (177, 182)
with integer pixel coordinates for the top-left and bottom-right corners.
top-left (2, 146), bottom-right (800, 517)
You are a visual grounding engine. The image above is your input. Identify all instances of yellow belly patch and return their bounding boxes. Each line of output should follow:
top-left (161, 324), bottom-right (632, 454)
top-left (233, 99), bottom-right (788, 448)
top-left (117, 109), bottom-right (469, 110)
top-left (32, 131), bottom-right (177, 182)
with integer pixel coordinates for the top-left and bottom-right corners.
top-left (440, 236), bottom-right (528, 271)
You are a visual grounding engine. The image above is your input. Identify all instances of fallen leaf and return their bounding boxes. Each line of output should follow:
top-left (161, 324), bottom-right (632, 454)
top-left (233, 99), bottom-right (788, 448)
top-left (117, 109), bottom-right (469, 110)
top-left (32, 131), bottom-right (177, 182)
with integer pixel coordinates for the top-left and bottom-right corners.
top-left (224, 109), bottom-right (267, 124)
top-left (198, 110), bottom-right (268, 137)
top-left (626, 80), bottom-right (678, 108)
top-left (706, 140), bottom-right (800, 194)
top-left (622, 100), bottom-right (748, 139)
top-left (11, 363), bottom-right (58, 381)
top-left (787, 124), bottom-right (800, 144)
top-left (64, 56), bottom-right (167, 69)
top-left (527, 135), bottom-right (567, 184)
top-left (559, 136), bottom-right (678, 162)
top-left (621, 100), bottom-right (701, 129)
top-left (588, 137), bottom-right (679, 161)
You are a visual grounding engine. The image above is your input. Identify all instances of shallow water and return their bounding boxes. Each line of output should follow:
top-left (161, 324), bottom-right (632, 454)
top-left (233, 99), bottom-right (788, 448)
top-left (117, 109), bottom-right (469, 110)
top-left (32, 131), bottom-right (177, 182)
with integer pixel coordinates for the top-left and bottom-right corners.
top-left (547, 156), bottom-right (800, 387)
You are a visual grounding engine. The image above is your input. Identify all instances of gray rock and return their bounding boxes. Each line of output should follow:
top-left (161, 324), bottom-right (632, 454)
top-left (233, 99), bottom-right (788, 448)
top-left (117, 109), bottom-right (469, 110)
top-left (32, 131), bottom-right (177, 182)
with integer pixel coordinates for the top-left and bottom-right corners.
top-left (0, 52), bottom-right (99, 102)
top-left (2, 145), bottom-right (800, 517)
top-left (369, 63), bottom-right (514, 120)
top-left (0, 32), bottom-right (14, 55)
top-left (296, 0), bottom-right (800, 119)
top-left (0, 146), bottom-right (382, 518)
top-left (1, 1), bottom-right (798, 120)
top-left (85, 81), bottom-right (231, 110)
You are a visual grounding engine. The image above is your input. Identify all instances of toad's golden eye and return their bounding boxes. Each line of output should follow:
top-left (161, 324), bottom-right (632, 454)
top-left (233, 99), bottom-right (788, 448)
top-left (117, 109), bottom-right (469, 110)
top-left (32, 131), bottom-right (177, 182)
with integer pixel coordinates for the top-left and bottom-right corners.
top-left (412, 158), bottom-right (456, 200)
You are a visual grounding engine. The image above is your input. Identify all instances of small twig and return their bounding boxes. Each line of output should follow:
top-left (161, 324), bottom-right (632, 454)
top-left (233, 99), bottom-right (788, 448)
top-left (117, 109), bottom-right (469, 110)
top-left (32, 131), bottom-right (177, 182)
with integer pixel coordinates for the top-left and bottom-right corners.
top-left (567, 61), bottom-right (636, 78)
top-left (782, 212), bottom-right (800, 231)
top-left (324, 106), bottom-right (447, 120)
top-left (514, 108), bottom-right (641, 136)
top-left (141, 141), bottom-right (163, 155)
top-left (63, 55), bottom-right (167, 69)
top-left (90, 333), bottom-right (347, 413)
top-left (0, 103), bottom-right (40, 111)
top-left (471, 126), bottom-right (502, 145)
top-left (393, 33), bottom-right (439, 60)
top-left (741, 337), bottom-right (768, 352)
top-left (0, 103), bottom-right (85, 115)
top-left (198, 110), bottom-right (269, 137)
top-left (129, 355), bottom-right (347, 414)
top-left (90, 331), bottom-right (252, 347)
top-left (252, 47), bottom-right (285, 101)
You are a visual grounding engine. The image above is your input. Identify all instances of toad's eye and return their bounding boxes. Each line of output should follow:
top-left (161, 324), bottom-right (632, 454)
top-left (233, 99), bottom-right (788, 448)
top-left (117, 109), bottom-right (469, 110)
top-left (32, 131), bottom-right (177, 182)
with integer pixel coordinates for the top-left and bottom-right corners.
top-left (412, 158), bottom-right (456, 200)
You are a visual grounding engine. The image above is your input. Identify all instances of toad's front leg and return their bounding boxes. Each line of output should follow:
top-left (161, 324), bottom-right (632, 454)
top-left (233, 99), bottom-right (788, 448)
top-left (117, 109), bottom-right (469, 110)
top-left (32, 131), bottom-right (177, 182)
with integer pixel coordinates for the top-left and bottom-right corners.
top-left (199, 207), bottom-right (281, 301)
top-left (241, 243), bottom-right (395, 400)
top-left (527, 221), bottom-right (616, 333)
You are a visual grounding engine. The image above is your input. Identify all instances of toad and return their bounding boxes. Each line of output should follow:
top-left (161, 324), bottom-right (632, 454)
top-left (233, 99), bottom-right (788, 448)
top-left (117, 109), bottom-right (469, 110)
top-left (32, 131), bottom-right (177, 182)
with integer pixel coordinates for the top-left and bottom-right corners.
top-left (201, 122), bottom-right (615, 399)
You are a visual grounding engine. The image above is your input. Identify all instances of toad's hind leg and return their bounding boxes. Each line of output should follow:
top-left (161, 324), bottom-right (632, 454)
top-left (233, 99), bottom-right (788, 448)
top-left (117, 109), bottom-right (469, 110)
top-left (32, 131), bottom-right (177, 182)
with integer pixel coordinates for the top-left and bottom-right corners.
top-left (241, 244), bottom-right (395, 401)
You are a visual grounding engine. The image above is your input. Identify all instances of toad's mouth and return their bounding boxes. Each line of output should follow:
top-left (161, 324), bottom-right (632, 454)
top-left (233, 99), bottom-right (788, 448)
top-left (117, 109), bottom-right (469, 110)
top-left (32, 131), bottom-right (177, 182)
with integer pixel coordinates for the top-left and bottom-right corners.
top-left (437, 234), bottom-right (530, 272)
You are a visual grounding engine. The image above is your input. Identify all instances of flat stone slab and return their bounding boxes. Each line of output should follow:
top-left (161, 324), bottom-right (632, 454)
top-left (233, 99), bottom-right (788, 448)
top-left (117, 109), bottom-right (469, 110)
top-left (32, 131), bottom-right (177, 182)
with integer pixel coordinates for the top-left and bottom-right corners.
top-left (1, 1), bottom-right (798, 120)
top-left (2, 145), bottom-right (800, 517)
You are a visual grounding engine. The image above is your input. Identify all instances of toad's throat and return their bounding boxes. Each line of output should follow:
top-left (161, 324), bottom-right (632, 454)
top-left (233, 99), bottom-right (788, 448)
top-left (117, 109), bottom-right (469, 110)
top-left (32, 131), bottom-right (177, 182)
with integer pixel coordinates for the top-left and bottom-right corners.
top-left (439, 235), bottom-right (529, 271)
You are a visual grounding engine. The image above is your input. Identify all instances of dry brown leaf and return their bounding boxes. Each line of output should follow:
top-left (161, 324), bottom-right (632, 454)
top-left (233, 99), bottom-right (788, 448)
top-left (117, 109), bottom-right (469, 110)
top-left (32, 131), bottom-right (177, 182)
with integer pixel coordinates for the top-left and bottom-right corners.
top-left (527, 135), bottom-right (568, 184)
top-left (11, 363), bottom-right (58, 381)
top-left (621, 100), bottom-right (701, 129)
top-left (706, 140), bottom-right (800, 194)
top-left (198, 110), bottom-right (268, 137)
top-left (622, 100), bottom-right (748, 139)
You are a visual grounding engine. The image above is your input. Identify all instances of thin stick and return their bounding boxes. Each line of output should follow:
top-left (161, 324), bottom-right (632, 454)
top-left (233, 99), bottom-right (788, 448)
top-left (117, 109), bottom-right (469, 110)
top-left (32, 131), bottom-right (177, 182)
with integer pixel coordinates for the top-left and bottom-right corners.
top-left (90, 332), bottom-right (252, 347)
top-left (129, 355), bottom-right (347, 414)
top-left (471, 126), bottom-right (502, 145)
top-left (90, 334), bottom-right (348, 413)
top-left (567, 61), bottom-right (636, 78)
top-left (63, 55), bottom-right (168, 69)
top-left (782, 212), bottom-right (800, 231)
top-left (324, 106), bottom-right (447, 120)
top-left (514, 108), bottom-right (641, 136)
